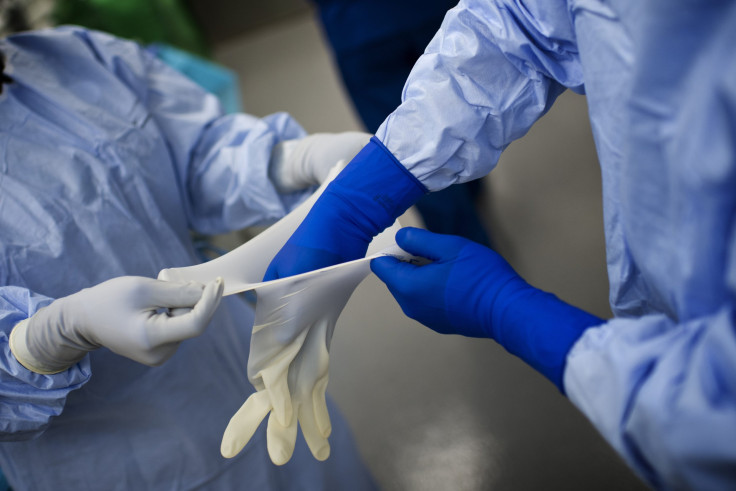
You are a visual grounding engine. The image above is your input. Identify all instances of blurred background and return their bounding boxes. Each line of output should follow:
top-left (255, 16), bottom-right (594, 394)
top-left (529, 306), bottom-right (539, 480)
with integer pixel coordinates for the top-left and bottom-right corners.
top-left (1, 1), bottom-right (648, 489)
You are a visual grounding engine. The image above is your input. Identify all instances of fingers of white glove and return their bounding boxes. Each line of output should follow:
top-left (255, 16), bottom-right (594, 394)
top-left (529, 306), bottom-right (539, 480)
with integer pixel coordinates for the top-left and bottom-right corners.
top-left (128, 341), bottom-right (181, 367)
top-left (221, 391), bottom-right (272, 458)
top-left (299, 398), bottom-right (331, 461)
top-left (263, 368), bottom-right (294, 427)
top-left (167, 307), bottom-right (191, 317)
top-left (146, 278), bottom-right (207, 308)
top-left (311, 375), bottom-right (332, 437)
top-left (148, 277), bottom-right (224, 345)
top-left (267, 410), bottom-right (298, 466)
top-left (190, 276), bottom-right (224, 319)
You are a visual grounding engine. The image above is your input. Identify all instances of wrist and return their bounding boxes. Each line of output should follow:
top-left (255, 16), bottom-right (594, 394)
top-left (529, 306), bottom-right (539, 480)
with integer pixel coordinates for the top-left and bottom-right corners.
top-left (269, 139), bottom-right (306, 192)
top-left (488, 285), bottom-right (602, 392)
top-left (327, 136), bottom-right (427, 234)
top-left (10, 318), bottom-right (69, 374)
top-left (269, 132), bottom-right (373, 193)
top-left (10, 298), bottom-right (96, 375)
top-left (287, 137), bottom-right (428, 263)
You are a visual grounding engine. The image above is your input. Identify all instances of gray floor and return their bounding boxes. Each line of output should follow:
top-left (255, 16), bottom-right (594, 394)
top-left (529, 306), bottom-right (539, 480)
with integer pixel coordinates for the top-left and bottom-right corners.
top-left (213, 13), bottom-right (648, 491)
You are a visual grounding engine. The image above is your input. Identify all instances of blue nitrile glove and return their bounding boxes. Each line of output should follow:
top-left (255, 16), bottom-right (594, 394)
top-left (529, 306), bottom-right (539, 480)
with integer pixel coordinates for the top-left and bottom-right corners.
top-left (264, 136), bottom-right (427, 280)
top-left (370, 227), bottom-right (603, 391)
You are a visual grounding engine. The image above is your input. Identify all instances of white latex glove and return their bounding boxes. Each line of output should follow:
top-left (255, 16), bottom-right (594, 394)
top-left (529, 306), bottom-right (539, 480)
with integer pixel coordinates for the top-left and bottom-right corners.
top-left (9, 276), bottom-right (224, 374)
top-left (159, 163), bottom-right (408, 465)
top-left (268, 132), bottom-right (371, 192)
top-left (219, 257), bottom-right (376, 465)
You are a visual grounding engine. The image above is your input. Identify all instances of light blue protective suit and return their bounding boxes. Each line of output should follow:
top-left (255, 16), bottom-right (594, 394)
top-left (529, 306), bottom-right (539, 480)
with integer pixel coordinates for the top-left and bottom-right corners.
top-left (375, 0), bottom-right (736, 489)
top-left (0, 27), bottom-right (375, 490)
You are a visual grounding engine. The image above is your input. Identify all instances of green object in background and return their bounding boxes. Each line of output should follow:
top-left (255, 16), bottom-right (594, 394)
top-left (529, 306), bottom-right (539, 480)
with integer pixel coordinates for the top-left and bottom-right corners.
top-left (53, 0), bottom-right (210, 57)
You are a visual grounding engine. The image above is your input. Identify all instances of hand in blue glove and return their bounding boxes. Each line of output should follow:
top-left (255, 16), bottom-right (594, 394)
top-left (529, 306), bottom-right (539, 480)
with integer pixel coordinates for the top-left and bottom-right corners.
top-left (264, 136), bottom-right (426, 281)
top-left (370, 227), bottom-right (602, 391)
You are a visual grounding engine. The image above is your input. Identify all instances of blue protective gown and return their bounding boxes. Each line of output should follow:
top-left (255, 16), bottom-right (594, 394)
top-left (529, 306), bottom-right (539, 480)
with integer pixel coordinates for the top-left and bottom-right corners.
top-left (0, 27), bottom-right (375, 490)
top-left (375, 0), bottom-right (736, 489)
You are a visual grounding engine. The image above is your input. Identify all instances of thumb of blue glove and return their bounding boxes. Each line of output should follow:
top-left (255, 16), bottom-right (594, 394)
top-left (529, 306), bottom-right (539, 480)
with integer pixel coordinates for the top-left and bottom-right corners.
top-left (371, 227), bottom-right (602, 391)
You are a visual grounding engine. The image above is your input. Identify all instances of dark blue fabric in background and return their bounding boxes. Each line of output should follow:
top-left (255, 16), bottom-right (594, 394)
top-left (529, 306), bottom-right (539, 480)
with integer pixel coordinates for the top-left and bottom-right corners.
top-left (312, 0), bottom-right (492, 247)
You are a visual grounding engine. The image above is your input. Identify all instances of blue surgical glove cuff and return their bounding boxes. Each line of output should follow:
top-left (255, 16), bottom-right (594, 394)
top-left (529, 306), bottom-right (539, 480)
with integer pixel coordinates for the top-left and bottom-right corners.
top-left (327, 136), bottom-right (427, 230)
top-left (487, 285), bottom-right (602, 393)
top-left (264, 137), bottom-right (427, 280)
top-left (289, 136), bottom-right (427, 257)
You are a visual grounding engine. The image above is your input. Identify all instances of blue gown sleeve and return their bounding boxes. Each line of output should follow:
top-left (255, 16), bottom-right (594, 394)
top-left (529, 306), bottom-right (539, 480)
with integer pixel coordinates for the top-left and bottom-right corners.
top-left (376, 0), bottom-right (584, 191)
top-left (564, 205), bottom-right (736, 489)
top-left (63, 27), bottom-right (310, 235)
top-left (564, 4), bottom-right (736, 487)
top-left (0, 288), bottom-right (91, 440)
top-left (564, 303), bottom-right (736, 489)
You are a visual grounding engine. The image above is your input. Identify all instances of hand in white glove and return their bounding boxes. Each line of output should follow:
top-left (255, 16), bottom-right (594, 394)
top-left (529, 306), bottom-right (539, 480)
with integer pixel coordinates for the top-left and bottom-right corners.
top-left (10, 276), bottom-right (224, 374)
top-left (269, 132), bottom-right (371, 192)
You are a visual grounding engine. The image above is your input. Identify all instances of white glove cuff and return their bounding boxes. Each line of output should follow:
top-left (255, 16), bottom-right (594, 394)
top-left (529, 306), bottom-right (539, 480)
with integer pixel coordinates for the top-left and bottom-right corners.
top-left (269, 140), bottom-right (305, 193)
top-left (9, 318), bottom-right (67, 375)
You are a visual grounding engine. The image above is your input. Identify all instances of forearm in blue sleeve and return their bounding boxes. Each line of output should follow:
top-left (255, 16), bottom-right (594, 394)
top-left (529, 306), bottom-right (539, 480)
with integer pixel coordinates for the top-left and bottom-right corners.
top-left (0, 287), bottom-right (91, 440)
top-left (377, 0), bottom-right (582, 191)
top-left (564, 308), bottom-right (736, 489)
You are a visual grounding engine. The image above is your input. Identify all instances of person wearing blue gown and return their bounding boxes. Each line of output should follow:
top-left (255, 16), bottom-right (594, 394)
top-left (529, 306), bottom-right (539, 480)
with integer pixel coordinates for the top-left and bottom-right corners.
top-left (0, 26), bottom-right (375, 490)
top-left (267, 0), bottom-right (736, 489)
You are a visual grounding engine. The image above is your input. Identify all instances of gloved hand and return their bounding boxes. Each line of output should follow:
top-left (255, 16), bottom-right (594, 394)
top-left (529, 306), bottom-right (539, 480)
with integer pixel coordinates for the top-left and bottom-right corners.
top-left (370, 227), bottom-right (602, 390)
top-left (269, 132), bottom-right (371, 192)
top-left (264, 136), bottom-right (427, 280)
top-left (9, 276), bottom-right (224, 374)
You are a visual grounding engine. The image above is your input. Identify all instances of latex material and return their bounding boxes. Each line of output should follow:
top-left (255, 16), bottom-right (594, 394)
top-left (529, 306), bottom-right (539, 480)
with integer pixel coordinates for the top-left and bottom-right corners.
top-left (161, 164), bottom-right (412, 465)
top-left (176, 242), bottom-right (408, 465)
top-left (269, 132), bottom-right (370, 192)
top-left (264, 136), bottom-right (427, 280)
top-left (159, 164), bottom-right (408, 296)
top-left (0, 27), bottom-right (376, 490)
top-left (160, 163), bottom-right (347, 294)
top-left (222, 252), bottom-right (384, 465)
top-left (371, 228), bottom-right (602, 390)
top-left (10, 277), bottom-right (223, 374)
top-left (371, 0), bottom-right (736, 487)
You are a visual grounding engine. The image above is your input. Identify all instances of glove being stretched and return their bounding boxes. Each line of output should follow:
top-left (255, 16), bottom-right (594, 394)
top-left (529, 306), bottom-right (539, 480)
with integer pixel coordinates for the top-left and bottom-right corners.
top-left (371, 227), bottom-right (603, 390)
top-left (264, 136), bottom-right (427, 280)
top-left (161, 161), bottom-right (406, 465)
top-left (220, 256), bottom-right (379, 464)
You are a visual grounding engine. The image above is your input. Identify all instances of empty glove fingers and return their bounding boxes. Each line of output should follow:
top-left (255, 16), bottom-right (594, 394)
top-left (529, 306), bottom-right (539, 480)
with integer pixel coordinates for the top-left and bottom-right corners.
top-left (221, 391), bottom-right (272, 459)
top-left (267, 410), bottom-right (298, 466)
